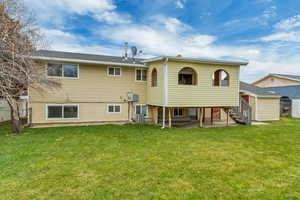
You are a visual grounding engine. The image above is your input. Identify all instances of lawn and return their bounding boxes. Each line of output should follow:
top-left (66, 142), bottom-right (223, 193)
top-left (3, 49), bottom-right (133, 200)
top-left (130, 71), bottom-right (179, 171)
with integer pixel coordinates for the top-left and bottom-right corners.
top-left (1, 119), bottom-right (300, 200)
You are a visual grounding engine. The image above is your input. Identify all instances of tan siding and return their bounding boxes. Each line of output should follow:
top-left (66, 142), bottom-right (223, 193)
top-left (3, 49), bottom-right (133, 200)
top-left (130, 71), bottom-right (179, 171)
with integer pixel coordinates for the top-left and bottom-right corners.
top-left (30, 62), bottom-right (147, 124)
top-left (146, 62), bottom-right (164, 106)
top-left (256, 98), bottom-right (280, 121)
top-left (249, 96), bottom-right (256, 120)
top-left (167, 61), bottom-right (240, 107)
top-left (254, 76), bottom-right (300, 87)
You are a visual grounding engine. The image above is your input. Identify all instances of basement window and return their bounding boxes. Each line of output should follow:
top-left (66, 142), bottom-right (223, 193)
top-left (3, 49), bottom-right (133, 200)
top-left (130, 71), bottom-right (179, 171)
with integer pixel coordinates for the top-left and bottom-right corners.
top-left (174, 108), bottom-right (184, 117)
top-left (47, 63), bottom-right (79, 78)
top-left (108, 104), bottom-right (121, 113)
top-left (135, 104), bottom-right (148, 117)
top-left (47, 104), bottom-right (79, 120)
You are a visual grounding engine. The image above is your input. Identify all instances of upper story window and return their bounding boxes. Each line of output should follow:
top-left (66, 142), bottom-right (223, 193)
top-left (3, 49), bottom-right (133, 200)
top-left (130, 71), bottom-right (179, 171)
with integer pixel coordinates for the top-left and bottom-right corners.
top-left (136, 69), bottom-right (147, 81)
top-left (47, 63), bottom-right (79, 78)
top-left (107, 67), bottom-right (121, 76)
top-left (151, 68), bottom-right (158, 87)
top-left (212, 69), bottom-right (230, 87)
top-left (178, 67), bottom-right (197, 85)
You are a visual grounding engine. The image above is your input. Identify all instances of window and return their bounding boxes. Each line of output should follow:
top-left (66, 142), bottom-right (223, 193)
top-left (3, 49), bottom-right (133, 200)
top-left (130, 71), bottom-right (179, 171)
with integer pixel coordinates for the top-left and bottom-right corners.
top-left (178, 67), bottom-right (197, 85)
top-left (47, 104), bottom-right (79, 120)
top-left (135, 104), bottom-right (148, 116)
top-left (212, 69), bottom-right (229, 87)
top-left (174, 108), bottom-right (184, 117)
top-left (151, 68), bottom-right (158, 87)
top-left (47, 63), bottom-right (79, 78)
top-left (107, 67), bottom-right (121, 76)
top-left (107, 104), bottom-right (121, 113)
top-left (136, 69), bottom-right (147, 81)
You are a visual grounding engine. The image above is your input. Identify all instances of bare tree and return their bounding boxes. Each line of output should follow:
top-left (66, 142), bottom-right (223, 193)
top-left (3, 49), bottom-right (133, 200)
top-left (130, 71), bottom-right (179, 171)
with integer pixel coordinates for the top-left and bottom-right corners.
top-left (0, 0), bottom-right (58, 133)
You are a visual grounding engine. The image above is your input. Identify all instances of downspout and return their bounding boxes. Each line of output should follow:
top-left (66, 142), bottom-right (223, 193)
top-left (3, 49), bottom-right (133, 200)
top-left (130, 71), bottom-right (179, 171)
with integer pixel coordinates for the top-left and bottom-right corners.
top-left (26, 88), bottom-right (30, 126)
top-left (162, 57), bottom-right (169, 129)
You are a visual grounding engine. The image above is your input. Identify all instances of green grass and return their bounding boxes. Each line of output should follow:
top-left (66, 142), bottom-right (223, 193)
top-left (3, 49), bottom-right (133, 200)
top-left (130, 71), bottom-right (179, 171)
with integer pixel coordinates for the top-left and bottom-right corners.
top-left (1, 118), bottom-right (300, 200)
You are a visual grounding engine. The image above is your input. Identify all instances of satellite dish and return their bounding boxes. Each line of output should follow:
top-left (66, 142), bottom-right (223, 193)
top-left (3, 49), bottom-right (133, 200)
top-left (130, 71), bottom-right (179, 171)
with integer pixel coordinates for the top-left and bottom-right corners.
top-left (131, 46), bottom-right (138, 57)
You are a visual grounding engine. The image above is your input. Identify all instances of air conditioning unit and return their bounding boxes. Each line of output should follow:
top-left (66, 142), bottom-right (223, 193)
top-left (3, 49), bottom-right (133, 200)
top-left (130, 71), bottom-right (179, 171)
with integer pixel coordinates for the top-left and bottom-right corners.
top-left (128, 93), bottom-right (139, 102)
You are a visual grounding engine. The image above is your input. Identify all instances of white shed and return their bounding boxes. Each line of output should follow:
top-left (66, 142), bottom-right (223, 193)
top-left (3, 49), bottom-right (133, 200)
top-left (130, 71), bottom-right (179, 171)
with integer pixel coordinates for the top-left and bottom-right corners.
top-left (0, 99), bottom-right (11, 122)
top-left (292, 99), bottom-right (300, 118)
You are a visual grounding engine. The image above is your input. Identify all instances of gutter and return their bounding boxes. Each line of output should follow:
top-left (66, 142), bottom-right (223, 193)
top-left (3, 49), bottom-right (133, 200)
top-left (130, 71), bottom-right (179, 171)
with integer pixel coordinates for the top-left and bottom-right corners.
top-left (240, 90), bottom-right (281, 98)
top-left (143, 56), bottom-right (248, 66)
top-left (162, 57), bottom-right (169, 129)
top-left (32, 56), bottom-right (147, 68)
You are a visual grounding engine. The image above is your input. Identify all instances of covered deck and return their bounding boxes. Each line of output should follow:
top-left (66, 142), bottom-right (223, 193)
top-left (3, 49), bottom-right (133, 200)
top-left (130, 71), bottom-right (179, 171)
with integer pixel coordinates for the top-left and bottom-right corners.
top-left (149, 106), bottom-right (237, 128)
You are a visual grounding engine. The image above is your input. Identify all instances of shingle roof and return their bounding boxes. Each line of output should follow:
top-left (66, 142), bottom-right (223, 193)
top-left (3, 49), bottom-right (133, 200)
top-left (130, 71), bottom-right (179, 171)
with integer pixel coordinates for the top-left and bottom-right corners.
top-left (33, 50), bottom-right (145, 66)
top-left (34, 50), bottom-right (248, 67)
top-left (240, 81), bottom-right (279, 97)
top-left (270, 73), bottom-right (300, 81)
top-left (267, 85), bottom-right (300, 99)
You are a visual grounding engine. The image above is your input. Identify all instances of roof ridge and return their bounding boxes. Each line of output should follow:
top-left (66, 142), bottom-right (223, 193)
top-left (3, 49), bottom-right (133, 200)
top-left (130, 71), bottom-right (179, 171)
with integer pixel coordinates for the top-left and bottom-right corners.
top-left (36, 49), bottom-right (145, 61)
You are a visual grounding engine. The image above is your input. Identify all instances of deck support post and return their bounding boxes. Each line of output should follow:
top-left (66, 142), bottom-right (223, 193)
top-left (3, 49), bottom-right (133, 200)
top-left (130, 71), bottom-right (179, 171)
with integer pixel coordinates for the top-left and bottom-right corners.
top-left (154, 106), bottom-right (158, 124)
top-left (199, 108), bottom-right (203, 128)
top-left (168, 108), bottom-right (172, 128)
top-left (211, 108), bottom-right (213, 125)
top-left (162, 106), bottom-right (166, 129)
top-left (226, 108), bottom-right (229, 126)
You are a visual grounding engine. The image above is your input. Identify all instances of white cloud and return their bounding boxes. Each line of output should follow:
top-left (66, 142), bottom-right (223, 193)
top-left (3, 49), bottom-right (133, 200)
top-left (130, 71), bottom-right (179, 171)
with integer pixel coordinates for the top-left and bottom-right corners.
top-left (274, 14), bottom-right (300, 30)
top-left (175, 0), bottom-right (184, 9)
top-left (40, 28), bottom-right (123, 55)
top-left (98, 18), bottom-right (259, 59)
top-left (261, 32), bottom-right (300, 42)
top-left (94, 11), bottom-right (130, 24)
top-left (25, 0), bottom-right (129, 25)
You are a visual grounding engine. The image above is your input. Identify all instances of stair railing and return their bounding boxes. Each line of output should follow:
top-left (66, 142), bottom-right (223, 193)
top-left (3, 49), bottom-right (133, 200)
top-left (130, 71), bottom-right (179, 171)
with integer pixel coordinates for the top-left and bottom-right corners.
top-left (240, 98), bottom-right (252, 125)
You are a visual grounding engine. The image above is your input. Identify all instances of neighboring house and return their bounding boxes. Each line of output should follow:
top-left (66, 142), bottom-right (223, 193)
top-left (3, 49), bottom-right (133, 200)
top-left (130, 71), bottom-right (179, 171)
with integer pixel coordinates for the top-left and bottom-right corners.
top-left (0, 98), bottom-right (11, 122)
top-left (240, 82), bottom-right (281, 121)
top-left (29, 50), bottom-right (279, 127)
top-left (267, 85), bottom-right (300, 118)
top-left (253, 73), bottom-right (300, 87)
top-left (0, 97), bottom-right (27, 122)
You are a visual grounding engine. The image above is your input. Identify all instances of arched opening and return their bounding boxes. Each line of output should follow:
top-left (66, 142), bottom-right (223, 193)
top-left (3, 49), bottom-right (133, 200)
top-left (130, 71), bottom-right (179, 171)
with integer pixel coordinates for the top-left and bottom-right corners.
top-left (178, 67), bottom-right (197, 85)
top-left (151, 68), bottom-right (157, 87)
top-left (212, 69), bottom-right (229, 87)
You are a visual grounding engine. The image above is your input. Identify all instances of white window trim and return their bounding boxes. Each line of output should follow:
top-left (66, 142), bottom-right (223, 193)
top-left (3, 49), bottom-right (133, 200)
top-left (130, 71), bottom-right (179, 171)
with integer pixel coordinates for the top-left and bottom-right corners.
top-left (211, 69), bottom-right (230, 88)
top-left (135, 104), bottom-right (148, 117)
top-left (107, 104), bottom-right (122, 114)
top-left (135, 68), bottom-right (147, 82)
top-left (46, 63), bottom-right (80, 79)
top-left (107, 66), bottom-right (122, 77)
top-left (46, 104), bottom-right (80, 120)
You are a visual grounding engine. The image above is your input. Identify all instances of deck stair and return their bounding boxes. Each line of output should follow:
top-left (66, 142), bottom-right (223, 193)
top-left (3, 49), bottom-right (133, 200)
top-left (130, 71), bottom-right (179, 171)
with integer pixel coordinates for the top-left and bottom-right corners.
top-left (228, 98), bottom-right (252, 125)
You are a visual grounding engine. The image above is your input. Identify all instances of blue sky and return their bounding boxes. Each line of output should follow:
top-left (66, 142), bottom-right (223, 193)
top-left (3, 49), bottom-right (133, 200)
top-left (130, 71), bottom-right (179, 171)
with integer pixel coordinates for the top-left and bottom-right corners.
top-left (25, 0), bottom-right (300, 82)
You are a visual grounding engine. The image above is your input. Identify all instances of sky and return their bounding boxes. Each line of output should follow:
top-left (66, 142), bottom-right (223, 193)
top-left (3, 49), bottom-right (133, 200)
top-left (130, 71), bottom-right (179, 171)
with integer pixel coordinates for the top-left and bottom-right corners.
top-left (24, 0), bottom-right (300, 82)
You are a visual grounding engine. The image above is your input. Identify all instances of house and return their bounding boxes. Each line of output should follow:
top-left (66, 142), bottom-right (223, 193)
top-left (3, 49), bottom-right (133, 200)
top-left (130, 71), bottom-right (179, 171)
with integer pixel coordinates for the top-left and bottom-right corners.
top-left (252, 73), bottom-right (300, 117)
top-left (28, 50), bottom-right (279, 128)
top-left (266, 85), bottom-right (300, 118)
top-left (0, 97), bottom-right (27, 122)
top-left (0, 98), bottom-right (11, 122)
top-left (253, 73), bottom-right (300, 87)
